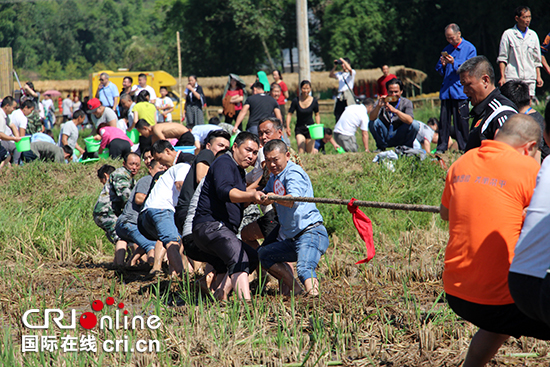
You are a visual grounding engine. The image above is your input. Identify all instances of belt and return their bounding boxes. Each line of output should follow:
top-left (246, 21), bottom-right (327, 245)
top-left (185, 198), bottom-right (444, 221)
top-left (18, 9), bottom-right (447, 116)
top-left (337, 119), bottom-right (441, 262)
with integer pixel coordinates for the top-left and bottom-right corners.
top-left (290, 221), bottom-right (322, 241)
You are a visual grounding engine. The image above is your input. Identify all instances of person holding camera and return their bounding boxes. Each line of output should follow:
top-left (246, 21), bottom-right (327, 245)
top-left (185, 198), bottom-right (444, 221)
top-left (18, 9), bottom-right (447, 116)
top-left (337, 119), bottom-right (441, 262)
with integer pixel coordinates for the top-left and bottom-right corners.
top-left (329, 57), bottom-right (356, 122)
top-left (368, 78), bottom-right (417, 151)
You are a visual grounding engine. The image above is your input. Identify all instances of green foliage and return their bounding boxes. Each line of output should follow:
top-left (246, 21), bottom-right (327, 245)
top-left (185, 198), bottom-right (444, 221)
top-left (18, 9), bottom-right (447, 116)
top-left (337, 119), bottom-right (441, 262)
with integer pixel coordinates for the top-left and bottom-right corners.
top-left (162, 0), bottom-right (272, 76)
top-left (0, 0), bottom-right (170, 80)
top-left (317, 0), bottom-right (399, 69)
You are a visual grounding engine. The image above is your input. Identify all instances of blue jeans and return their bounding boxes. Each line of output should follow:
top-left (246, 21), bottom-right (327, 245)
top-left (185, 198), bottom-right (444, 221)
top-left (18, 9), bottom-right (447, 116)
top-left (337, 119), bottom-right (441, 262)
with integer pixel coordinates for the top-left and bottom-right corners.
top-left (368, 118), bottom-right (419, 150)
top-left (115, 220), bottom-right (156, 252)
top-left (138, 209), bottom-right (181, 246)
top-left (258, 225), bottom-right (329, 284)
top-left (45, 111), bottom-right (55, 129)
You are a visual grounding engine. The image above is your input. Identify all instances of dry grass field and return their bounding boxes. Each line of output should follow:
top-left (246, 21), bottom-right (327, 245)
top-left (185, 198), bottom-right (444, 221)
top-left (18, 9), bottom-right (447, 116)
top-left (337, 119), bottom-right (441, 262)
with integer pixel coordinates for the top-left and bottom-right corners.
top-left (1, 153), bottom-right (549, 366)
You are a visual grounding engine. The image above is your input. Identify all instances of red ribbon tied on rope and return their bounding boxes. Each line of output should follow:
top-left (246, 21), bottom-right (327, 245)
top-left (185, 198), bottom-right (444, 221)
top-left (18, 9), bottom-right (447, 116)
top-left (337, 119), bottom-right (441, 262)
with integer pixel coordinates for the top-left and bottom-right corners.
top-left (347, 198), bottom-right (375, 264)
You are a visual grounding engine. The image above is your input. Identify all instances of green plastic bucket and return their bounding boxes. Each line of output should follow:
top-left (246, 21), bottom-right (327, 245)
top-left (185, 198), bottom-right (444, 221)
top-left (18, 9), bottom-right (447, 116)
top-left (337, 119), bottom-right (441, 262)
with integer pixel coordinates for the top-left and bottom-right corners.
top-left (98, 149), bottom-right (110, 159)
top-left (308, 124), bottom-right (324, 140)
top-left (15, 136), bottom-right (31, 152)
top-left (126, 129), bottom-right (139, 144)
top-left (85, 137), bottom-right (101, 153)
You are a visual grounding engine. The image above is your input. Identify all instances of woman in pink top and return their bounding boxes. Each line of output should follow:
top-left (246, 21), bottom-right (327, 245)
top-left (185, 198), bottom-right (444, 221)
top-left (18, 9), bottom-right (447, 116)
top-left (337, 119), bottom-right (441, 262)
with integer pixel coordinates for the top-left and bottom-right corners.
top-left (95, 126), bottom-right (133, 159)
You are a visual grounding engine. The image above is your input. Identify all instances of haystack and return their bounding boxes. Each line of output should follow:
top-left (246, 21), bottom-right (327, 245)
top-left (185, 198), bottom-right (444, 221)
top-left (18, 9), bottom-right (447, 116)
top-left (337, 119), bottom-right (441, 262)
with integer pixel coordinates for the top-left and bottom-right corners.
top-left (14, 79), bottom-right (89, 96)
top-left (182, 66), bottom-right (427, 99)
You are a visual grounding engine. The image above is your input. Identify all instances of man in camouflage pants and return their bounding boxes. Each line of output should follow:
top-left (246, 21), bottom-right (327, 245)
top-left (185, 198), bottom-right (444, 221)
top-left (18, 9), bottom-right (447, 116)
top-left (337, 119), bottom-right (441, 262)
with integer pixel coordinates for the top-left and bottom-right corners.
top-left (93, 152), bottom-right (141, 266)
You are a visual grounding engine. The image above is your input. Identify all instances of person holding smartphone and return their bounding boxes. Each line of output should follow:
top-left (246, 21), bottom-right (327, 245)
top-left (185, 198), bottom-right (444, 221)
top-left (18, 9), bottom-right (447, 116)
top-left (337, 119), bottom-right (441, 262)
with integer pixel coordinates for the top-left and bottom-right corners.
top-left (435, 23), bottom-right (477, 154)
top-left (329, 57), bottom-right (356, 122)
top-left (368, 78), bottom-right (417, 151)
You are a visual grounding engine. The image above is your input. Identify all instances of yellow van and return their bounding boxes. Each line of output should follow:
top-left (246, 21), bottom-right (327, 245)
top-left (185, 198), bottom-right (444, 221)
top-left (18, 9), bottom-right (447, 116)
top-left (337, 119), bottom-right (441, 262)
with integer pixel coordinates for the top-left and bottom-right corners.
top-left (89, 70), bottom-right (184, 122)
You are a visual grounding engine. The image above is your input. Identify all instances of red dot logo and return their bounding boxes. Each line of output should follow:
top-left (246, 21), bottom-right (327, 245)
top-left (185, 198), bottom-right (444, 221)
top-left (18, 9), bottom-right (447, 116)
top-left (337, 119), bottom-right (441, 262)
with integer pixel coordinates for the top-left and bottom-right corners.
top-left (91, 300), bottom-right (104, 312)
top-left (79, 312), bottom-right (97, 329)
top-left (118, 302), bottom-right (124, 309)
top-left (123, 310), bottom-right (129, 315)
top-left (106, 297), bottom-right (115, 306)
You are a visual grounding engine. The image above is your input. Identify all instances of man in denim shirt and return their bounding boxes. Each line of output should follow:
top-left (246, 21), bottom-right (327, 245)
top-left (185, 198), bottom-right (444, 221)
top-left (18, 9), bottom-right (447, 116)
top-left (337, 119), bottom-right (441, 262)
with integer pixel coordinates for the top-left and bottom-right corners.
top-left (258, 139), bottom-right (329, 296)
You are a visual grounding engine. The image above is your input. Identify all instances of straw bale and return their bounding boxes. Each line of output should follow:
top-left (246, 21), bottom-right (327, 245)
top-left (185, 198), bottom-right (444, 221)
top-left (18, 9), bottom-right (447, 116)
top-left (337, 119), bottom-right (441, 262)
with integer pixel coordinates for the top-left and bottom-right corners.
top-left (179, 66), bottom-right (428, 99)
top-left (13, 79), bottom-right (89, 94)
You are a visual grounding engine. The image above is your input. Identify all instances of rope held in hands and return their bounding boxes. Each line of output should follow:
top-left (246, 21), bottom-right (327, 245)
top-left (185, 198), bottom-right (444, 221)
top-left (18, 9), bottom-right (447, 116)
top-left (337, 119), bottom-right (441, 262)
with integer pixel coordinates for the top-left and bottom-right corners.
top-left (265, 195), bottom-right (440, 213)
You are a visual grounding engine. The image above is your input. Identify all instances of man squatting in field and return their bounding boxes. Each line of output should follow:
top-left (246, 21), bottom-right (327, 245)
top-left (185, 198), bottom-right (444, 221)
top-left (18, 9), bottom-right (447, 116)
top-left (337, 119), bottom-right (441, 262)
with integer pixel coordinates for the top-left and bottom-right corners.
top-left (93, 152), bottom-right (141, 266)
top-left (258, 139), bottom-right (329, 296)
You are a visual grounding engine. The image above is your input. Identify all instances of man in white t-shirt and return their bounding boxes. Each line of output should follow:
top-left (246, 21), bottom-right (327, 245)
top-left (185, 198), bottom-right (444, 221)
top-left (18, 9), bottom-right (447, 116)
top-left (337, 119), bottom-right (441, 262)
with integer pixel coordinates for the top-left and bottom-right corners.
top-left (138, 162), bottom-right (191, 276)
top-left (155, 86), bottom-right (174, 122)
top-left (9, 100), bottom-right (35, 136)
top-left (131, 73), bottom-right (157, 103)
top-left (329, 57), bottom-right (357, 121)
top-left (0, 97), bottom-right (21, 166)
top-left (42, 94), bottom-right (56, 129)
top-left (191, 124), bottom-right (222, 150)
top-left (61, 94), bottom-right (73, 122)
top-left (58, 109), bottom-right (86, 155)
top-left (333, 99), bottom-right (373, 152)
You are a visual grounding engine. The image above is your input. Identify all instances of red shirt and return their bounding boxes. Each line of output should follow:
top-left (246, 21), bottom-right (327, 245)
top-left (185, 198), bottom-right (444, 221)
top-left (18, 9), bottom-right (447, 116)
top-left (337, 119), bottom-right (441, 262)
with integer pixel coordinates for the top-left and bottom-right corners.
top-left (377, 74), bottom-right (397, 96)
top-left (276, 81), bottom-right (288, 105)
top-left (226, 89), bottom-right (244, 111)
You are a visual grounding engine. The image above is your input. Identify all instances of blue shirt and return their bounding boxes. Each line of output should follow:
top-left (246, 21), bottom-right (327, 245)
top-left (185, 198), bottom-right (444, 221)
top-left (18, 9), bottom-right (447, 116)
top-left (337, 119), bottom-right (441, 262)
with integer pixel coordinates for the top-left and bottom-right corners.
top-left (264, 161), bottom-right (323, 239)
top-left (31, 132), bottom-right (56, 144)
top-left (193, 153), bottom-right (246, 233)
top-left (435, 39), bottom-right (477, 100)
top-left (98, 82), bottom-right (120, 108)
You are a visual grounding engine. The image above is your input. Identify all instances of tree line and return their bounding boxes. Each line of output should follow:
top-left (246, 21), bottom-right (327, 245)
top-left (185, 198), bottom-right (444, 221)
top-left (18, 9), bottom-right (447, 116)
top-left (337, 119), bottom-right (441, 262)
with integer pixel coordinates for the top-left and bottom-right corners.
top-left (1, 0), bottom-right (549, 94)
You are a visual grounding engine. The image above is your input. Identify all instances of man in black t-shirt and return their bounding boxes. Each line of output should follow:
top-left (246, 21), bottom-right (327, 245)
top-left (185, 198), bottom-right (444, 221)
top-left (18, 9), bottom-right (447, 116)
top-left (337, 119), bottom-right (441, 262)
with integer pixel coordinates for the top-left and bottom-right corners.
top-left (232, 82), bottom-right (282, 136)
top-left (174, 130), bottom-right (231, 232)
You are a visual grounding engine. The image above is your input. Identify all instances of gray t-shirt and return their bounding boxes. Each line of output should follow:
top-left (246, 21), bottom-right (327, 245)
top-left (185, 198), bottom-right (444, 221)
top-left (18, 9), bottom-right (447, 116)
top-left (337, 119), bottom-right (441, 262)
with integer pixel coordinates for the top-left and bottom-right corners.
top-left (415, 121), bottom-right (435, 145)
top-left (30, 141), bottom-right (65, 163)
top-left (58, 120), bottom-right (79, 149)
top-left (91, 107), bottom-right (117, 129)
top-left (118, 175), bottom-right (153, 225)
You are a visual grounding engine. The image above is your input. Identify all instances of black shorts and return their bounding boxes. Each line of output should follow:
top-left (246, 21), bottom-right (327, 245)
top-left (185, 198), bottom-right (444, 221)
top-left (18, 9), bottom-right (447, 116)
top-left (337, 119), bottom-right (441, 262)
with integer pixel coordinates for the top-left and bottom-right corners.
top-left (256, 209), bottom-right (279, 239)
top-left (446, 293), bottom-right (550, 339)
top-left (0, 144), bottom-right (7, 161)
top-left (175, 131), bottom-right (195, 147)
top-left (108, 138), bottom-right (132, 159)
top-left (509, 272), bottom-right (550, 329)
top-left (193, 221), bottom-right (258, 275)
top-left (295, 124), bottom-right (311, 139)
top-left (182, 234), bottom-right (227, 274)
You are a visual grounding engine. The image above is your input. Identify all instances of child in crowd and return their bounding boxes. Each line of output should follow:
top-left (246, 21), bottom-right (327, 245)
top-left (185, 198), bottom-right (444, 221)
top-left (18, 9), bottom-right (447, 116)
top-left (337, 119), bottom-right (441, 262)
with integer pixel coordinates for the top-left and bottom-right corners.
top-left (313, 127), bottom-right (341, 154)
